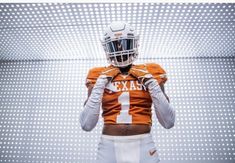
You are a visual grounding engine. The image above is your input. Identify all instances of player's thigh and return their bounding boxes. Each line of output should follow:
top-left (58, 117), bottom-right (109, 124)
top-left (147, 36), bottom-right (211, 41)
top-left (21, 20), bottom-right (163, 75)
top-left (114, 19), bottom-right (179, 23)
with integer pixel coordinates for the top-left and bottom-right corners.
top-left (96, 138), bottom-right (116, 163)
top-left (140, 137), bottom-right (160, 163)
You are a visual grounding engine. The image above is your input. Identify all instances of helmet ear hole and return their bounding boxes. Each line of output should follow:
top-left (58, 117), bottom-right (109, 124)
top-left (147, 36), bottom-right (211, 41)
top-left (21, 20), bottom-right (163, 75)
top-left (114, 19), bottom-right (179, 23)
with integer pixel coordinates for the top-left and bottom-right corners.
top-left (101, 21), bottom-right (139, 68)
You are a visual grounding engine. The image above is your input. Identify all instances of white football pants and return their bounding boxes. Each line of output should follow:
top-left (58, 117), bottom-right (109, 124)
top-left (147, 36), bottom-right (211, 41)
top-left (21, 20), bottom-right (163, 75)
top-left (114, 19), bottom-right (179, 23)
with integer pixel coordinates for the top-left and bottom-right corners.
top-left (96, 133), bottom-right (160, 163)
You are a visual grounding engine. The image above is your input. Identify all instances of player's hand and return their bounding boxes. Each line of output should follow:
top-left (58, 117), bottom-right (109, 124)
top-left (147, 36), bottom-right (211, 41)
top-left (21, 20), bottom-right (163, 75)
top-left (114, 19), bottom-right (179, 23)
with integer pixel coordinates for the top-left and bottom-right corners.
top-left (100, 65), bottom-right (121, 82)
top-left (129, 65), bottom-right (153, 86)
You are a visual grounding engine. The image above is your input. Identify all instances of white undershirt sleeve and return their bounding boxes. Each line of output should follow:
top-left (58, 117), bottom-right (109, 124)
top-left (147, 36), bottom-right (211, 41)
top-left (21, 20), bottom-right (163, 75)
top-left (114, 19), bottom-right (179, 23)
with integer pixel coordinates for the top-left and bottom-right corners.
top-left (146, 79), bottom-right (176, 129)
top-left (79, 75), bottom-right (107, 131)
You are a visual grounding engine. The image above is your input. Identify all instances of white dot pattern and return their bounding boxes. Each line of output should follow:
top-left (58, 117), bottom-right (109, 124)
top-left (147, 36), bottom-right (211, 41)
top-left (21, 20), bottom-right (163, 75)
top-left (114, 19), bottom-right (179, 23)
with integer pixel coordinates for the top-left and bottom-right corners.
top-left (0, 3), bottom-right (234, 61)
top-left (0, 58), bottom-right (234, 163)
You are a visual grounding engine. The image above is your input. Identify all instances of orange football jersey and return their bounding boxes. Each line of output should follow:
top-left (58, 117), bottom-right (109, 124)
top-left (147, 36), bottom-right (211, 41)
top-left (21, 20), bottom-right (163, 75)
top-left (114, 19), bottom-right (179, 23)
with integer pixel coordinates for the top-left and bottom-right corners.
top-left (85, 63), bottom-right (167, 125)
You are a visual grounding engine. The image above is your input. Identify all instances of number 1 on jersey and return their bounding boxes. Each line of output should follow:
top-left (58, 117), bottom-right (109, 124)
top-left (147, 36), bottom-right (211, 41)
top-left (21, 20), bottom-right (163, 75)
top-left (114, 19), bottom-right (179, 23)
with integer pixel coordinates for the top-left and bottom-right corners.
top-left (116, 92), bottom-right (132, 123)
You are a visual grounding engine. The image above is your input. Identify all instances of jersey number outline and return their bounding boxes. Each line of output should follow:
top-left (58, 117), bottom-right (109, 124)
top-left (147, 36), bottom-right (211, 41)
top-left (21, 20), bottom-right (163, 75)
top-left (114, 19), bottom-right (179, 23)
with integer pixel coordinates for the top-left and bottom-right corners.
top-left (116, 92), bottom-right (132, 123)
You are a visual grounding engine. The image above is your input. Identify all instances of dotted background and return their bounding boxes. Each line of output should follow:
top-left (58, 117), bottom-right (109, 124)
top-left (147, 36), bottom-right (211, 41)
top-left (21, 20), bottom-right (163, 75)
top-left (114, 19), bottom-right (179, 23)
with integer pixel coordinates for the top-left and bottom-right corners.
top-left (0, 58), bottom-right (234, 163)
top-left (0, 2), bottom-right (235, 163)
top-left (0, 3), bottom-right (234, 60)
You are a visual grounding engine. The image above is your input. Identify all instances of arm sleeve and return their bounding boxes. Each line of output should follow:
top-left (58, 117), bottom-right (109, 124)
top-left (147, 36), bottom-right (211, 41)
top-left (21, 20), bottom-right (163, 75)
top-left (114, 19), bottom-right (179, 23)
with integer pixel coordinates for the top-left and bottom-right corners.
top-left (79, 67), bottom-right (106, 131)
top-left (146, 63), bottom-right (175, 129)
top-left (147, 79), bottom-right (175, 129)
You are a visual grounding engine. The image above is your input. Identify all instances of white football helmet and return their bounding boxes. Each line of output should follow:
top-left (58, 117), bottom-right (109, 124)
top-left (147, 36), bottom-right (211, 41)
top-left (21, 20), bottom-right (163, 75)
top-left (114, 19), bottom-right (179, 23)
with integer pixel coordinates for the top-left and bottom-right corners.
top-left (101, 21), bottom-right (139, 67)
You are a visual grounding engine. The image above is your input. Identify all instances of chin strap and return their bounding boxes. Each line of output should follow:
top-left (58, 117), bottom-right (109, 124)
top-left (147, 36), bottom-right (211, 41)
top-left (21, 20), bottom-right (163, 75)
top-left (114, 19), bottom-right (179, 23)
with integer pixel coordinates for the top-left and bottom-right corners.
top-left (145, 79), bottom-right (176, 129)
top-left (79, 75), bottom-right (108, 131)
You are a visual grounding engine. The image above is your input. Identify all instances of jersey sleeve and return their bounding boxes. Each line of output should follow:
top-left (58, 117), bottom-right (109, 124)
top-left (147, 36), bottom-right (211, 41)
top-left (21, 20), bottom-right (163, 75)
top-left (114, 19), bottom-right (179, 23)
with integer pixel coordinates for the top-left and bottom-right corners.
top-left (85, 67), bottom-right (105, 89)
top-left (146, 63), bottom-right (168, 85)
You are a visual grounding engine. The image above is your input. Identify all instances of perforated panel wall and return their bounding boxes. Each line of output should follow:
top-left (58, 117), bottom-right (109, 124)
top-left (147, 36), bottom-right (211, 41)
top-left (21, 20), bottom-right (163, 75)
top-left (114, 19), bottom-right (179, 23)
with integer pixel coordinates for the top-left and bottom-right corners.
top-left (0, 3), bottom-right (234, 61)
top-left (0, 58), bottom-right (234, 163)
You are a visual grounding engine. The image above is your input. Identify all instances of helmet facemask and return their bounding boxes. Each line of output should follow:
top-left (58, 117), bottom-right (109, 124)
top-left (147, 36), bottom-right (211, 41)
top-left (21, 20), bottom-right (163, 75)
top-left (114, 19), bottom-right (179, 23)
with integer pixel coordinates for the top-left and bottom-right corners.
top-left (102, 36), bottom-right (139, 68)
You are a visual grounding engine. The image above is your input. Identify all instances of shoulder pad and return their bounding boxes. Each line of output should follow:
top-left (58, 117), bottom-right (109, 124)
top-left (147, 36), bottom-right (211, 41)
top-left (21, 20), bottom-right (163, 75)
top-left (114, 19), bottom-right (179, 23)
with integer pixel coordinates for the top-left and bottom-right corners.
top-left (85, 67), bottom-right (106, 88)
top-left (145, 63), bottom-right (168, 85)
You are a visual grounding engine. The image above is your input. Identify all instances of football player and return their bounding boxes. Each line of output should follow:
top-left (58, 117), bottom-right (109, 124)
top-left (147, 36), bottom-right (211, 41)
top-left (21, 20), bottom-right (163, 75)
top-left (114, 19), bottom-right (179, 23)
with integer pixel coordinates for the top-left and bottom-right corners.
top-left (79, 21), bottom-right (175, 163)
